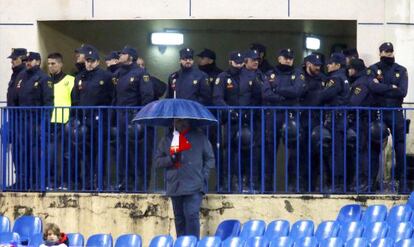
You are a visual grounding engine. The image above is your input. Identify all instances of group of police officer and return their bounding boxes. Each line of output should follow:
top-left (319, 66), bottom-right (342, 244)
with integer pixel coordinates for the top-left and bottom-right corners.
top-left (6, 41), bottom-right (408, 193)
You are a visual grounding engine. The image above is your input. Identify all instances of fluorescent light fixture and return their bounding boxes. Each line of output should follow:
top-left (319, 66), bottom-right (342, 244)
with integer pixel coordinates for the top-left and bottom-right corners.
top-left (151, 32), bottom-right (184, 45)
top-left (306, 37), bottom-right (320, 50)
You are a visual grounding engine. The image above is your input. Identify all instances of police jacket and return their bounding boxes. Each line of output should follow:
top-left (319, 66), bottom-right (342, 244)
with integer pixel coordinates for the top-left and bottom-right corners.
top-left (7, 64), bottom-right (26, 106)
top-left (73, 67), bottom-right (113, 106)
top-left (349, 69), bottom-right (375, 107)
top-left (112, 63), bottom-right (154, 106)
top-left (14, 66), bottom-right (53, 106)
top-left (300, 67), bottom-right (326, 106)
top-left (154, 128), bottom-right (215, 196)
top-left (213, 67), bottom-right (261, 106)
top-left (167, 66), bottom-right (211, 105)
top-left (262, 65), bottom-right (304, 106)
top-left (71, 63), bottom-right (86, 107)
top-left (319, 68), bottom-right (349, 106)
top-left (368, 61), bottom-right (408, 107)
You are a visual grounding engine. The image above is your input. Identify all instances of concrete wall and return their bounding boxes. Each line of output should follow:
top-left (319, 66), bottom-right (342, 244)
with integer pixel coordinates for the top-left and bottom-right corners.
top-left (1, 0), bottom-right (414, 101)
top-left (0, 193), bottom-right (408, 245)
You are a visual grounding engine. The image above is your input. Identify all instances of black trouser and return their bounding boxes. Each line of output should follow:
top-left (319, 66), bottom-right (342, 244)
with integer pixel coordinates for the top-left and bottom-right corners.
top-left (265, 110), bottom-right (301, 192)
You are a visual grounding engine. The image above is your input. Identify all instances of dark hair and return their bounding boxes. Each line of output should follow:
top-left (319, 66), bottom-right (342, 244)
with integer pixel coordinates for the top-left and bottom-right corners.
top-left (47, 52), bottom-right (63, 62)
top-left (43, 223), bottom-right (61, 240)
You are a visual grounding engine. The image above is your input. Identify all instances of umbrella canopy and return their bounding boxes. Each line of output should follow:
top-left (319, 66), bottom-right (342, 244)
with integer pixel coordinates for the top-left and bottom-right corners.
top-left (132, 99), bottom-right (217, 126)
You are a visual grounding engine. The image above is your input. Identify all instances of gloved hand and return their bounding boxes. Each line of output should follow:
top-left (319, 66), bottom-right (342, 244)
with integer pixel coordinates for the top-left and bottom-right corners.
top-left (171, 152), bottom-right (181, 164)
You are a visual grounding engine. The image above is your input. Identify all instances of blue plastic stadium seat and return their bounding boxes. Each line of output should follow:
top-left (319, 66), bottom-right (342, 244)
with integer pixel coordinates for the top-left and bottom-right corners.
top-left (386, 205), bottom-right (412, 226)
top-left (0, 232), bottom-right (20, 245)
top-left (115, 234), bottom-right (142, 247)
top-left (221, 237), bottom-right (244, 247)
top-left (361, 205), bottom-right (388, 224)
top-left (244, 236), bottom-right (269, 247)
top-left (394, 238), bottom-right (414, 247)
top-left (318, 237), bottom-right (344, 247)
top-left (407, 191), bottom-right (414, 209)
top-left (337, 205), bottom-right (362, 224)
top-left (196, 236), bottom-right (221, 247)
top-left (268, 236), bottom-right (293, 247)
top-left (12, 216), bottom-right (42, 243)
top-left (0, 216), bottom-right (11, 233)
top-left (290, 220), bottom-right (314, 240)
top-left (361, 222), bottom-right (388, 242)
top-left (314, 221), bottom-right (340, 242)
top-left (239, 220), bottom-right (266, 240)
top-left (337, 221), bottom-right (364, 242)
top-left (370, 237), bottom-right (394, 247)
top-left (149, 235), bottom-right (174, 247)
top-left (214, 220), bottom-right (241, 241)
top-left (293, 236), bottom-right (318, 247)
top-left (344, 237), bottom-right (368, 247)
top-left (264, 220), bottom-right (289, 241)
top-left (385, 222), bottom-right (413, 243)
top-left (174, 235), bottom-right (197, 247)
top-left (86, 233), bottom-right (113, 247)
top-left (67, 233), bottom-right (85, 247)
top-left (28, 232), bottom-right (43, 247)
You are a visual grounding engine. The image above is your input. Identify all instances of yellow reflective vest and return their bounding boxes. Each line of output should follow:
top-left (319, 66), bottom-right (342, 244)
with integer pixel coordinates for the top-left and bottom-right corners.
top-left (51, 74), bottom-right (74, 123)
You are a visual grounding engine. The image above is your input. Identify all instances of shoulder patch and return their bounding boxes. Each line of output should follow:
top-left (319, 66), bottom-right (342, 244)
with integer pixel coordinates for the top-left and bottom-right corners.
top-left (300, 74), bottom-right (305, 80)
top-left (366, 69), bottom-right (371, 75)
top-left (326, 79), bottom-right (335, 87)
top-left (47, 81), bottom-right (53, 88)
top-left (291, 75), bottom-right (296, 80)
top-left (354, 87), bottom-right (362, 95)
top-left (395, 72), bottom-right (400, 78)
top-left (143, 75), bottom-right (150, 82)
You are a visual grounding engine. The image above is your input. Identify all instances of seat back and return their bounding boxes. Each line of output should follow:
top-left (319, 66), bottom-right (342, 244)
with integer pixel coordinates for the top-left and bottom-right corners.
top-left (290, 220), bottom-right (314, 240)
top-left (344, 237), bottom-right (368, 247)
top-left (196, 236), bottom-right (221, 247)
top-left (314, 221), bottom-right (340, 242)
top-left (319, 237), bottom-right (344, 247)
top-left (386, 222), bottom-right (413, 243)
top-left (149, 235), bottom-right (174, 247)
top-left (12, 216), bottom-right (42, 242)
top-left (337, 221), bottom-right (364, 242)
top-left (361, 205), bottom-right (387, 224)
top-left (0, 216), bottom-right (10, 233)
top-left (337, 205), bottom-right (362, 224)
top-left (115, 234), bottom-right (142, 247)
top-left (174, 235), bottom-right (197, 247)
top-left (268, 236), bottom-right (293, 247)
top-left (370, 237), bottom-right (394, 247)
top-left (214, 220), bottom-right (241, 241)
top-left (0, 232), bottom-right (20, 245)
top-left (394, 238), bottom-right (414, 247)
top-left (361, 222), bottom-right (388, 242)
top-left (86, 234), bottom-right (113, 247)
top-left (28, 233), bottom-right (44, 247)
top-left (293, 236), bottom-right (318, 247)
top-left (264, 220), bottom-right (289, 240)
top-left (386, 205), bottom-right (412, 226)
top-left (67, 233), bottom-right (84, 247)
top-left (244, 236), bottom-right (269, 247)
top-left (407, 191), bottom-right (414, 209)
top-left (239, 220), bottom-right (266, 240)
top-left (221, 237), bottom-right (244, 247)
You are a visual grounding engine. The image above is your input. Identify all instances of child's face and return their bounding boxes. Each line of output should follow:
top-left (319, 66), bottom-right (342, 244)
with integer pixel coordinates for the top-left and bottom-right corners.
top-left (46, 230), bottom-right (59, 241)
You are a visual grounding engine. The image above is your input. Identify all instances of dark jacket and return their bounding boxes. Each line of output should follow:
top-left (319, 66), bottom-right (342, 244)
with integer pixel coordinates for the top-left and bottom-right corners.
top-left (14, 66), bottom-right (53, 106)
top-left (154, 128), bottom-right (215, 196)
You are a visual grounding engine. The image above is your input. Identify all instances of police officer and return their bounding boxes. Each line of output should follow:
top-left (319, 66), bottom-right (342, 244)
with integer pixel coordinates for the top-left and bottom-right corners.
top-left (112, 46), bottom-right (154, 191)
top-left (134, 56), bottom-right (166, 100)
top-left (197, 48), bottom-right (223, 91)
top-left (72, 47), bottom-right (113, 190)
top-left (7, 48), bottom-right (27, 106)
top-left (250, 43), bottom-right (273, 73)
top-left (71, 44), bottom-right (96, 107)
top-left (347, 58), bottom-right (375, 192)
top-left (262, 48), bottom-right (304, 192)
top-left (167, 48), bottom-right (211, 105)
top-left (47, 52), bottom-right (75, 189)
top-left (368, 42), bottom-right (408, 192)
top-left (105, 51), bottom-right (120, 74)
top-left (300, 54), bottom-right (326, 191)
top-left (319, 52), bottom-right (349, 192)
top-left (13, 52), bottom-right (53, 190)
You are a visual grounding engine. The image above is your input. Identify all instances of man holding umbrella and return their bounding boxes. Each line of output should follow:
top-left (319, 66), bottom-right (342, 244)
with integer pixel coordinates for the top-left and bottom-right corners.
top-left (135, 99), bottom-right (216, 238)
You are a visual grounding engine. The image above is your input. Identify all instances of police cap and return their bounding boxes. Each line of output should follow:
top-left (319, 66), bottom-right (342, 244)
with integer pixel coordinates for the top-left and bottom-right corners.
top-left (197, 48), bottom-right (216, 60)
top-left (379, 42), bottom-right (394, 53)
top-left (278, 48), bottom-right (294, 59)
top-left (85, 49), bottom-right (100, 60)
top-left (348, 58), bottom-right (366, 72)
top-left (327, 52), bottom-right (346, 66)
top-left (27, 52), bottom-right (41, 61)
top-left (244, 50), bottom-right (259, 60)
top-left (120, 46), bottom-right (138, 60)
top-left (105, 51), bottom-right (120, 61)
top-left (229, 51), bottom-right (244, 64)
top-left (305, 54), bottom-right (323, 66)
top-left (179, 48), bottom-right (194, 59)
top-left (7, 48), bottom-right (27, 59)
top-left (250, 43), bottom-right (266, 54)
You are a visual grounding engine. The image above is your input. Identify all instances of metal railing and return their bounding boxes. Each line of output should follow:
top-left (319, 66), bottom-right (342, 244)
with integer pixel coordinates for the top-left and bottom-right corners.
top-left (0, 106), bottom-right (412, 194)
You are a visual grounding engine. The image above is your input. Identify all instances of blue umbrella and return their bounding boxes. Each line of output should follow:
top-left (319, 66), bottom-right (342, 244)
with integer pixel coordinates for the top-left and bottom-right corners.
top-left (132, 99), bottom-right (217, 126)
